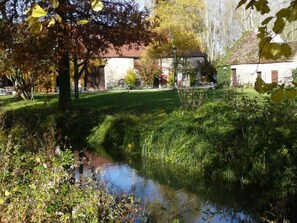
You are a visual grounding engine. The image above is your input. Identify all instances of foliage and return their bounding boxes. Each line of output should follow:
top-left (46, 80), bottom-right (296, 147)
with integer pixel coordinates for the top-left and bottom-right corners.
top-left (0, 27), bottom-right (55, 100)
top-left (134, 56), bottom-right (161, 86)
top-left (216, 65), bottom-right (231, 86)
top-left (124, 68), bottom-right (138, 87)
top-left (254, 77), bottom-right (297, 103)
top-left (88, 115), bottom-right (141, 158)
top-left (168, 71), bottom-right (174, 87)
top-left (0, 138), bottom-right (140, 222)
top-left (292, 67), bottom-right (297, 82)
top-left (0, 0), bottom-right (154, 109)
top-left (236, 1), bottom-right (297, 103)
top-left (197, 59), bottom-right (216, 82)
top-left (142, 96), bottom-right (297, 199)
top-left (236, 0), bottom-right (294, 60)
top-left (146, 0), bottom-right (205, 58)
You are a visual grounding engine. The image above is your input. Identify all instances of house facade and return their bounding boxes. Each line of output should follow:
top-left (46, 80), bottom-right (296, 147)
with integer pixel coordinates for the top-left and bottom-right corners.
top-left (226, 31), bottom-right (297, 86)
top-left (84, 45), bottom-right (206, 91)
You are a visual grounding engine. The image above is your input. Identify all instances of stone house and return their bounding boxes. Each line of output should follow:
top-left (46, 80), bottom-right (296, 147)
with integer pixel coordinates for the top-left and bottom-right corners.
top-left (226, 31), bottom-right (297, 86)
top-left (84, 45), bottom-right (207, 91)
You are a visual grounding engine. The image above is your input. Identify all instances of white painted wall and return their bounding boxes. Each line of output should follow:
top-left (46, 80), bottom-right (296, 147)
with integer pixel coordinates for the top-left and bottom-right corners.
top-left (104, 58), bottom-right (135, 89)
top-left (159, 57), bottom-right (205, 86)
top-left (104, 56), bottom-right (205, 89)
top-left (230, 61), bottom-right (297, 85)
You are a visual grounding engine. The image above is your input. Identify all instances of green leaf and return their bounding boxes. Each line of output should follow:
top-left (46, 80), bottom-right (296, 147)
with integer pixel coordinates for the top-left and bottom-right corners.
top-left (263, 82), bottom-right (277, 92)
top-left (246, 0), bottom-right (256, 10)
top-left (236, 0), bottom-right (248, 10)
top-left (281, 43), bottom-right (292, 58)
top-left (276, 8), bottom-right (290, 19)
top-left (77, 20), bottom-right (88, 25)
top-left (273, 17), bottom-right (285, 34)
top-left (285, 88), bottom-right (297, 100)
top-left (31, 4), bottom-right (47, 18)
top-left (261, 16), bottom-right (273, 25)
top-left (254, 77), bottom-right (278, 94)
top-left (287, 5), bottom-right (297, 22)
top-left (271, 86), bottom-right (284, 103)
top-left (254, 0), bottom-right (270, 14)
top-left (0, 197), bottom-right (4, 204)
top-left (254, 76), bottom-right (266, 94)
top-left (91, 0), bottom-right (104, 12)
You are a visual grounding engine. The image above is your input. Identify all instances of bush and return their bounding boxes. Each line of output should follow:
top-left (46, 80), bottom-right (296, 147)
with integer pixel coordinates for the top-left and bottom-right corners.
top-left (124, 68), bottom-right (137, 86)
top-left (168, 71), bottom-right (174, 86)
top-left (216, 65), bottom-right (231, 86)
top-left (0, 139), bottom-right (140, 222)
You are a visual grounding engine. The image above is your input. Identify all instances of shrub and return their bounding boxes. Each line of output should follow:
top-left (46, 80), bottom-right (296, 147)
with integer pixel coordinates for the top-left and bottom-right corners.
top-left (0, 139), bottom-right (140, 222)
top-left (216, 65), bottom-right (231, 86)
top-left (168, 71), bottom-right (174, 86)
top-left (124, 68), bottom-right (137, 86)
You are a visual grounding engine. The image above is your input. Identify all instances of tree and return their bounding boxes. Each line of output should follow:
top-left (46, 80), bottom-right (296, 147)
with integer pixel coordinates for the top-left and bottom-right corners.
top-left (0, 0), bottom-right (153, 110)
top-left (69, 1), bottom-right (153, 100)
top-left (148, 0), bottom-right (205, 57)
top-left (134, 54), bottom-right (161, 86)
top-left (146, 0), bottom-right (205, 86)
top-left (203, 0), bottom-right (261, 62)
top-left (0, 22), bottom-right (55, 100)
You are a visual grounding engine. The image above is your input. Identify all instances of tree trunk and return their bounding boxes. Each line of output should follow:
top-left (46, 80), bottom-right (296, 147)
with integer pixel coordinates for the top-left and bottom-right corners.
top-left (74, 77), bottom-right (79, 100)
top-left (58, 52), bottom-right (71, 111)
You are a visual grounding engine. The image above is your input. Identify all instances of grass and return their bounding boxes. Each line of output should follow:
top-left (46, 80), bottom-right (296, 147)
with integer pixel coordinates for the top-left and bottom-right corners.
top-left (0, 88), bottom-right (260, 114)
top-left (0, 88), bottom-right (261, 150)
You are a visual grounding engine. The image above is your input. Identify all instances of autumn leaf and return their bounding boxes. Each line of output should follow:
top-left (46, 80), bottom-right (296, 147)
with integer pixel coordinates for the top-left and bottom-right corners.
top-left (91, 0), bottom-right (104, 12)
top-left (51, 0), bottom-right (59, 9)
top-left (4, 190), bottom-right (10, 197)
top-left (31, 4), bottom-right (47, 18)
top-left (77, 20), bottom-right (88, 25)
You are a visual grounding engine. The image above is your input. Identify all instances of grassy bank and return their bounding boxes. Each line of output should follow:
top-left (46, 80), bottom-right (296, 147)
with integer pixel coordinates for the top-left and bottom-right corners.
top-left (1, 88), bottom-right (296, 221)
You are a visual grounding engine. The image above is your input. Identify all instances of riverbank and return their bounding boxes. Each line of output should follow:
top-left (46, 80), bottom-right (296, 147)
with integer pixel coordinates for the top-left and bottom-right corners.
top-left (1, 88), bottom-right (296, 222)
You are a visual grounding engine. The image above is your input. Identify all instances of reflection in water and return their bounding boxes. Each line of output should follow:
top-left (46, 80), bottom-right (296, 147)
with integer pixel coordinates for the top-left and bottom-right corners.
top-left (77, 154), bottom-right (256, 223)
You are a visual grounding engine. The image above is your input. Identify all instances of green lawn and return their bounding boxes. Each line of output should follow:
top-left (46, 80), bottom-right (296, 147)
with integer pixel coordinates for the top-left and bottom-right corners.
top-left (0, 88), bottom-right (260, 114)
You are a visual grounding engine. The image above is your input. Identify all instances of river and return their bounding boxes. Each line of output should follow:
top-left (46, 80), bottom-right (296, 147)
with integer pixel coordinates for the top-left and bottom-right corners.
top-left (75, 152), bottom-right (262, 223)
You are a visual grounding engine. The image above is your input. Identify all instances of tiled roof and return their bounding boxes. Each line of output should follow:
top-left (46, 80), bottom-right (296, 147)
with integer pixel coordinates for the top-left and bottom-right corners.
top-left (98, 45), bottom-right (206, 58)
top-left (99, 44), bottom-right (145, 58)
top-left (226, 32), bottom-right (297, 65)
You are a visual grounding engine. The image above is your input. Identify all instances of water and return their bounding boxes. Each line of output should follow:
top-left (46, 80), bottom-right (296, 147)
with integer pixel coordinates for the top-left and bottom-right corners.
top-left (76, 152), bottom-right (257, 223)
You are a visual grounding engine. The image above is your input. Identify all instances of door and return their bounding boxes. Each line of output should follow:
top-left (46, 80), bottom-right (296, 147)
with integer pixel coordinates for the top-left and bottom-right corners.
top-left (87, 65), bottom-right (105, 91)
top-left (232, 69), bottom-right (237, 86)
top-left (271, 70), bottom-right (278, 83)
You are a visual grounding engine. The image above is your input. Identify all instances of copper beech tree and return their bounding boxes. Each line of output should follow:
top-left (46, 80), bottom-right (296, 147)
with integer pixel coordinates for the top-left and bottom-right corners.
top-left (0, 0), bottom-right (154, 110)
